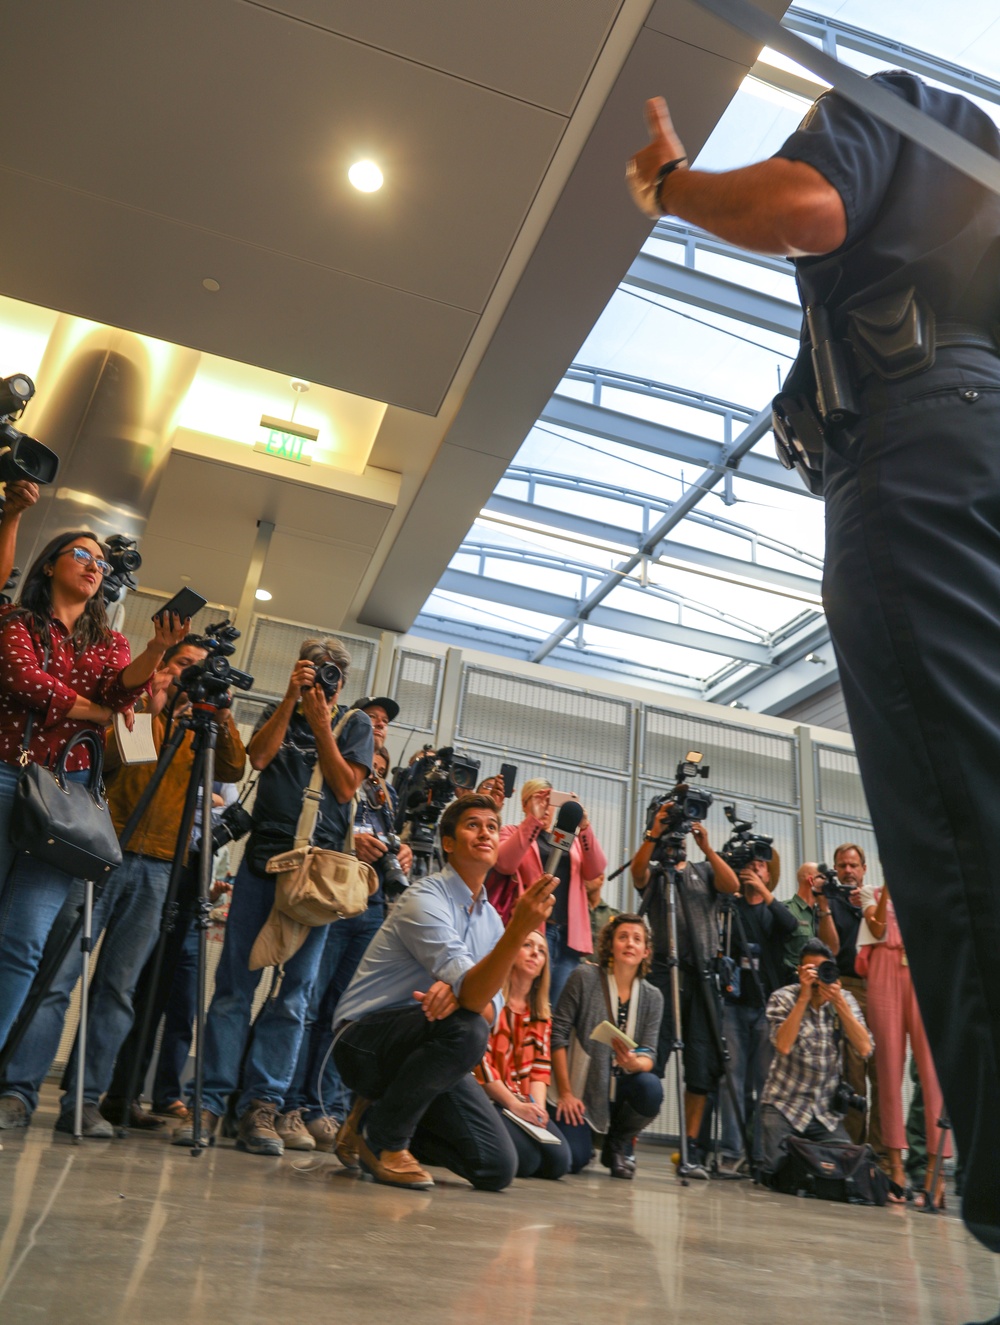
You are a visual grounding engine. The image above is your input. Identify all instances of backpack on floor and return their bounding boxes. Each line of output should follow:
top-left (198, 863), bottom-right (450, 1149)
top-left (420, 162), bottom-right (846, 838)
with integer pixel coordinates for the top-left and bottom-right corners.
top-left (772, 1138), bottom-right (892, 1206)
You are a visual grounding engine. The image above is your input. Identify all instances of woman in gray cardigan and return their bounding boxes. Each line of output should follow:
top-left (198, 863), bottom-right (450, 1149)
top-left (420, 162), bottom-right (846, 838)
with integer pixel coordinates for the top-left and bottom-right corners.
top-left (550, 914), bottom-right (664, 1178)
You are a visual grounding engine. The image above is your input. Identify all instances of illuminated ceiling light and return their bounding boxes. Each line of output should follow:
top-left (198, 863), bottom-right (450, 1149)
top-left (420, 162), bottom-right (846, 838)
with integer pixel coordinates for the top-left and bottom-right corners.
top-left (255, 588), bottom-right (272, 602)
top-left (348, 160), bottom-right (383, 193)
top-left (202, 277), bottom-right (221, 292)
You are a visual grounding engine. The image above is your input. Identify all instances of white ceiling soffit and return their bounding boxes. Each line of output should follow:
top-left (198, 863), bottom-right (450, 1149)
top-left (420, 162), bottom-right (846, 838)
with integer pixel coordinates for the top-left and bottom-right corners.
top-left (358, 0), bottom-right (791, 635)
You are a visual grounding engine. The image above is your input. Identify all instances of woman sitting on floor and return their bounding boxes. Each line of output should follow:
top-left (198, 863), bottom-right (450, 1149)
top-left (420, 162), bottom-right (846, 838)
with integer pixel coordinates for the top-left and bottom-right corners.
top-left (475, 930), bottom-right (572, 1180)
top-left (550, 913), bottom-right (664, 1179)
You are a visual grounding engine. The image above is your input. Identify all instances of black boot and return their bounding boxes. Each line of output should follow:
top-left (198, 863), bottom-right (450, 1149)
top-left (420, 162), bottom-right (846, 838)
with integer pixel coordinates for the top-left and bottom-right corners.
top-left (601, 1103), bottom-right (655, 1180)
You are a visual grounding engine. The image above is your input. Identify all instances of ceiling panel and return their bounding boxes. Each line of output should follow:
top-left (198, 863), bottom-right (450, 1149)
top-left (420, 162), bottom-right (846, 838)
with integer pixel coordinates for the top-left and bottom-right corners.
top-left (645, 0), bottom-right (790, 64)
top-left (6, 0), bottom-right (564, 312)
top-left (0, 168), bottom-right (477, 413)
top-left (268, 0), bottom-right (624, 113)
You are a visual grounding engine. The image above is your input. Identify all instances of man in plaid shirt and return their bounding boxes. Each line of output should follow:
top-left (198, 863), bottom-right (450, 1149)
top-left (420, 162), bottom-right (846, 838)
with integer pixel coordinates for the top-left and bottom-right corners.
top-left (759, 939), bottom-right (874, 1178)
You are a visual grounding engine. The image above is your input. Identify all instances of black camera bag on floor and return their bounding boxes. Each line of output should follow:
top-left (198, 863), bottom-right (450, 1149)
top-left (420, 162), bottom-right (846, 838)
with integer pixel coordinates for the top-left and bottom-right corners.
top-left (772, 1138), bottom-right (892, 1206)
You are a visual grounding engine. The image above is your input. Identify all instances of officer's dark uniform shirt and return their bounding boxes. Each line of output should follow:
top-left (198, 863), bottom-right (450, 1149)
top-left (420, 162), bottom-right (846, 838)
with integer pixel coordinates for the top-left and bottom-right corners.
top-left (773, 71), bottom-right (1000, 358)
top-left (244, 703), bottom-right (373, 876)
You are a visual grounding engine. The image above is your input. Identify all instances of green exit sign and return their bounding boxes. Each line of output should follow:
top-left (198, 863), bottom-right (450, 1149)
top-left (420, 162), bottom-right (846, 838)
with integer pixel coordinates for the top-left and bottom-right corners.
top-left (254, 414), bottom-right (319, 467)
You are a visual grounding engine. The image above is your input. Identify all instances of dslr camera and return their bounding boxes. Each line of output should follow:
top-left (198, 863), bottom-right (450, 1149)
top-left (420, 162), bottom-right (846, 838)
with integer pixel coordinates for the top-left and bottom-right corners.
top-left (375, 830), bottom-right (409, 900)
top-left (831, 1077), bottom-right (867, 1115)
top-left (308, 661), bottom-right (343, 700)
top-left (720, 804), bottom-right (774, 873)
top-left (210, 800), bottom-right (254, 853)
top-left (645, 750), bottom-right (713, 842)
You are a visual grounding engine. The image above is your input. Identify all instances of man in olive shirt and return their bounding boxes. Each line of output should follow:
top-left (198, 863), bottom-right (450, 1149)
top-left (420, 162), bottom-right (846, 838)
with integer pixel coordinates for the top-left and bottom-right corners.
top-left (784, 863), bottom-right (840, 981)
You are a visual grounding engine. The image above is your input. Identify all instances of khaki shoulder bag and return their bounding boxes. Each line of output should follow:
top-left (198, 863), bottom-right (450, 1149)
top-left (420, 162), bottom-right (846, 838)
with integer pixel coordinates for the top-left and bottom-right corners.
top-left (249, 707), bottom-right (378, 973)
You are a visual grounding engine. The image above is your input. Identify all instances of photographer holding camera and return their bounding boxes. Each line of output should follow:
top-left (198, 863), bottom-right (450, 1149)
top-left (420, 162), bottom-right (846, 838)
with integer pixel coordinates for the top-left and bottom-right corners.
top-left (758, 940), bottom-right (873, 1181)
top-left (783, 863), bottom-right (841, 980)
top-left (0, 632), bottom-right (246, 1137)
top-left (281, 701), bottom-right (412, 1151)
top-left (177, 637), bottom-right (372, 1156)
top-left (629, 791), bottom-right (738, 1176)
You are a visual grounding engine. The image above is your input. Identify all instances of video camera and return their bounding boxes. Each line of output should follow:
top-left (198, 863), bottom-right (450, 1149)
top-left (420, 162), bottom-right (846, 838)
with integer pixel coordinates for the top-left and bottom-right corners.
top-left (180, 621), bottom-right (254, 708)
top-left (720, 804), bottom-right (774, 874)
top-left (644, 751), bottom-right (713, 845)
top-left (816, 862), bottom-right (855, 903)
top-left (0, 373), bottom-right (59, 492)
top-left (399, 744), bottom-right (481, 856)
top-left (101, 534), bottom-right (143, 607)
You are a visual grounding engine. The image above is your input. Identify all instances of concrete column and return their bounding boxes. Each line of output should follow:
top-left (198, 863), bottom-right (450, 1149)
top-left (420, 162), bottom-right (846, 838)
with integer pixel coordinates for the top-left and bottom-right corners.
top-left (231, 520), bottom-right (274, 668)
top-left (796, 724), bottom-right (819, 863)
top-left (434, 647), bottom-right (464, 749)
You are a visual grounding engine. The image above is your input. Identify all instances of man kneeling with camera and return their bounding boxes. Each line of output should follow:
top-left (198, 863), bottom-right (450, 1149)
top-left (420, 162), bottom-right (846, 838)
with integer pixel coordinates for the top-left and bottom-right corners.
top-left (758, 938), bottom-right (873, 1180)
top-left (331, 792), bottom-right (557, 1191)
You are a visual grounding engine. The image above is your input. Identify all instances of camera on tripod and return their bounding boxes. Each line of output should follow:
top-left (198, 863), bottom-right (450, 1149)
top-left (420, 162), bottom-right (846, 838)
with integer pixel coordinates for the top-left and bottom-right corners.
top-left (720, 804), bottom-right (774, 873)
top-left (399, 745), bottom-right (480, 859)
top-left (645, 750), bottom-right (713, 843)
top-left (181, 621), bottom-right (254, 707)
top-left (816, 862), bottom-right (855, 902)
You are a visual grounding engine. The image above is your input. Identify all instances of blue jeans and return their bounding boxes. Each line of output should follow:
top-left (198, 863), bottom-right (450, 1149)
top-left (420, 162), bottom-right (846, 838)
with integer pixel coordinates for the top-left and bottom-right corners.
top-left (546, 924), bottom-right (585, 1010)
top-left (550, 1071), bottom-right (664, 1172)
top-left (151, 924), bottom-right (199, 1109)
top-left (195, 858), bottom-right (328, 1117)
top-left (286, 903), bottom-right (383, 1119)
top-left (0, 763), bottom-right (94, 1054)
top-left (719, 1001), bottom-right (773, 1162)
top-left (2, 852), bottom-right (171, 1113)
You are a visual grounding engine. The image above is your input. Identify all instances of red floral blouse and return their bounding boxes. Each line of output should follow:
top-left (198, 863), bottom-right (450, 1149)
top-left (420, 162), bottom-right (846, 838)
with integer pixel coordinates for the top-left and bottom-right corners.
top-left (0, 608), bottom-right (147, 771)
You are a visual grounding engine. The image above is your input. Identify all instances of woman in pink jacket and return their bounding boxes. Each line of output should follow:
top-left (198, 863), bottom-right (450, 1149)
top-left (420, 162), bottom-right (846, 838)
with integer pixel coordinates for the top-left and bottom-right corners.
top-left (496, 779), bottom-right (607, 1006)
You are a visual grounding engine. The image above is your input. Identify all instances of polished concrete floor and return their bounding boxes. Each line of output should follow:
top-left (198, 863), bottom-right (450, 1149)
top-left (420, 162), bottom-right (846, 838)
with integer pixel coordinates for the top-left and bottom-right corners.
top-left (0, 1087), bottom-right (997, 1325)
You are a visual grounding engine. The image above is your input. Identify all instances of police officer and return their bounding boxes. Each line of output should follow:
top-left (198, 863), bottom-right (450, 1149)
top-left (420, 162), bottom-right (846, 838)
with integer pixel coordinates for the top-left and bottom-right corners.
top-left (627, 74), bottom-right (1000, 1285)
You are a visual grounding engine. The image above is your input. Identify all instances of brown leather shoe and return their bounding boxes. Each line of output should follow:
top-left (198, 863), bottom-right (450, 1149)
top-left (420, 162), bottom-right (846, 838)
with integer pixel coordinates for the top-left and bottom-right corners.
top-left (334, 1096), bottom-right (370, 1170)
top-left (357, 1136), bottom-right (435, 1190)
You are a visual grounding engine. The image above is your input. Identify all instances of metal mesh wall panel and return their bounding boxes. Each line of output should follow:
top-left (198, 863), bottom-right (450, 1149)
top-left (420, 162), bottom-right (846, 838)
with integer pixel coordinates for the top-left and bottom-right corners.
top-left (245, 618), bottom-right (375, 703)
top-left (815, 745), bottom-right (870, 821)
top-left (461, 742), bottom-right (629, 874)
top-left (817, 818), bottom-right (884, 889)
top-left (119, 590), bottom-right (231, 660)
top-left (456, 667), bottom-right (632, 773)
top-left (643, 708), bottom-right (797, 807)
top-left (391, 649), bottom-right (442, 734)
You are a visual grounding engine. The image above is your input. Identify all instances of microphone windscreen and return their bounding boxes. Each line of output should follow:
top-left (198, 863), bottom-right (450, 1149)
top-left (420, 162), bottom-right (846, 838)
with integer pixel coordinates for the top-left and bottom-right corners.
top-left (554, 799), bottom-right (585, 834)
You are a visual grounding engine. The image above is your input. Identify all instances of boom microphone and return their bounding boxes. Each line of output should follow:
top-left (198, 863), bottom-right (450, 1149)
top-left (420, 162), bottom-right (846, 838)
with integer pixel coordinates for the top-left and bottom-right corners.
top-left (544, 799), bottom-right (585, 874)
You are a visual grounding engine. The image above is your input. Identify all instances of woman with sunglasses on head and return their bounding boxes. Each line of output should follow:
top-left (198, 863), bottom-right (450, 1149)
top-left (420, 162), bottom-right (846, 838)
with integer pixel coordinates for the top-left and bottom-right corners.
top-left (474, 930), bottom-right (572, 1180)
top-left (0, 530), bottom-right (189, 1048)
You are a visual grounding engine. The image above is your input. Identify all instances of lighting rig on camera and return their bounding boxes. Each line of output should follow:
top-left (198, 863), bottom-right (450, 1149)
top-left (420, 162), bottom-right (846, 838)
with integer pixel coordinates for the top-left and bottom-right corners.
top-left (0, 373), bottom-right (61, 606)
top-left (397, 745), bottom-right (481, 879)
top-left (101, 535), bottom-right (143, 607)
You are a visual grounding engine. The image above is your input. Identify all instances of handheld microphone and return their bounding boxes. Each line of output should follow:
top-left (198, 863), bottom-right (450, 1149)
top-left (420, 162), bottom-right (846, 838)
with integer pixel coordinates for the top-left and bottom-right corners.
top-left (544, 799), bottom-right (585, 874)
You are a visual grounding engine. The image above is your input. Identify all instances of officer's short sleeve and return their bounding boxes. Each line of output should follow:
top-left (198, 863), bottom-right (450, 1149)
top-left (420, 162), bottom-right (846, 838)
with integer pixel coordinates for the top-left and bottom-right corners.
top-left (773, 80), bottom-right (902, 246)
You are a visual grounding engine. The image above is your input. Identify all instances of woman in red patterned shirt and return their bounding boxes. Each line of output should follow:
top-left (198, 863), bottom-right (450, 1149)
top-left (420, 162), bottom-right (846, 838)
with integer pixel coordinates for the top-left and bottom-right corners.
top-left (475, 930), bottom-right (572, 1179)
top-left (0, 530), bottom-right (188, 1049)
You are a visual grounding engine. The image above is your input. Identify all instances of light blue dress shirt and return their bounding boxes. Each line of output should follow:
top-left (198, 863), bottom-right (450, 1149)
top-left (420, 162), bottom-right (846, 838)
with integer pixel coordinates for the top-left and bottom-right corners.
top-left (334, 863), bottom-right (505, 1028)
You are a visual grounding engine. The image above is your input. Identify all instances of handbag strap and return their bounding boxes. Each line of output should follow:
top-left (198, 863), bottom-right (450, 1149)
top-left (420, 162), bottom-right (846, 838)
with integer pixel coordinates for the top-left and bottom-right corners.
top-left (291, 705), bottom-right (367, 850)
top-left (17, 639), bottom-right (50, 767)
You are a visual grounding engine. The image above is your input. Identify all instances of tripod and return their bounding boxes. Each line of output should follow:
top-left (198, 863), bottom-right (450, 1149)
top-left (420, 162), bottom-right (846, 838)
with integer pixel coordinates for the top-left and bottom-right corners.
top-left (922, 1107), bottom-right (953, 1214)
top-left (642, 838), bottom-right (748, 1182)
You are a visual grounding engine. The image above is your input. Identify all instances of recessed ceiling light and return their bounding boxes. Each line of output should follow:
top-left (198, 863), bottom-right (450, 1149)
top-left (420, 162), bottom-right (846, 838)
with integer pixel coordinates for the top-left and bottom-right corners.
top-left (202, 277), bottom-right (221, 292)
top-left (255, 588), bottom-right (272, 602)
top-left (348, 160), bottom-right (383, 193)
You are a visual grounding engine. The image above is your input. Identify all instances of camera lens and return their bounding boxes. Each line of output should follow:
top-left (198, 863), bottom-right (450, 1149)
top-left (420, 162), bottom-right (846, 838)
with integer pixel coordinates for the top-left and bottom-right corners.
top-left (816, 959), bottom-right (840, 984)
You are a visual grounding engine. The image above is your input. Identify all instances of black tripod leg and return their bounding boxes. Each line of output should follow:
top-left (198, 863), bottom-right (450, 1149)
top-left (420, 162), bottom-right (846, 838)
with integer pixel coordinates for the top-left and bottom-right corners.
top-left (116, 739), bottom-right (204, 1137)
top-left (190, 721), bottom-right (218, 1156)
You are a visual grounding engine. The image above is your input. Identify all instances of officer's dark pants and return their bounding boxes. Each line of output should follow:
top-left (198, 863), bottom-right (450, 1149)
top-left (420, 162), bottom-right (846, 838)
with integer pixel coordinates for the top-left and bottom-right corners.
top-left (822, 346), bottom-right (1000, 1252)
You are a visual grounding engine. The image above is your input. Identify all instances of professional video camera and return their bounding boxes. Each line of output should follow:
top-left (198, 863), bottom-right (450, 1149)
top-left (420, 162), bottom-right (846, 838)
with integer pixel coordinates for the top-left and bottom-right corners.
top-left (180, 621), bottom-right (254, 708)
top-left (644, 750), bottom-right (713, 847)
top-left (0, 373), bottom-right (59, 491)
top-left (816, 862), bottom-right (855, 902)
top-left (399, 745), bottom-right (481, 863)
top-left (101, 533), bottom-right (143, 606)
top-left (720, 803), bottom-right (774, 873)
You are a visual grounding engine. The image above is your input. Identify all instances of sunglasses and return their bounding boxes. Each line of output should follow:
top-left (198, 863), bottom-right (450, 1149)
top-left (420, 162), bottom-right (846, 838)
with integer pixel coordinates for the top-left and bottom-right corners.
top-left (57, 546), bottom-right (113, 577)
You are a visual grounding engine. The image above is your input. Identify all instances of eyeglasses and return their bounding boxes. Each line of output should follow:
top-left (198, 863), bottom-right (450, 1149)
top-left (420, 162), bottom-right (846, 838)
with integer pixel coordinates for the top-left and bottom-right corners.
top-left (58, 547), bottom-right (113, 577)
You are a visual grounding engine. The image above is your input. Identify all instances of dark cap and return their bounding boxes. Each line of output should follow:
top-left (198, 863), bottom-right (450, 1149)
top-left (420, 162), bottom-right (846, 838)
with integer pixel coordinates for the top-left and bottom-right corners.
top-left (358, 695), bottom-right (400, 723)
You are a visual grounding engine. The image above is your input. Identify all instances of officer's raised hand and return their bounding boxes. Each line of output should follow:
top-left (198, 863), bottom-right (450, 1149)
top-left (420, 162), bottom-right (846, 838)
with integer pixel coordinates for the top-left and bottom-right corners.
top-left (626, 96), bottom-right (688, 219)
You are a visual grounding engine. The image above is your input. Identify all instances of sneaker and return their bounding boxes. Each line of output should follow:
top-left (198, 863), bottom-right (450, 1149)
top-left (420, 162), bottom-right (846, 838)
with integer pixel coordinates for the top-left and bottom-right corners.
top-left (100, 1098), bottom-right (164, 1130)
top-left (54, 1103), bottom-right (114, 1139)
top-left (275, 1108), bottom-right (316, 1152)
top-left (235, 1100), bottom-right (284, 1156)
top-left (305, 1114), bottom-right (340, 1152)
top-left (681, 1139), bottom-right (709, 1180)
top-left (714, 1155), bottom-right (751, 1179)
top-left (0, 1095), bottom-right (29, 1130)
top-left (171, 1110), bottom-right (220, 1147)
top-left (356, 1136), bottom-right (434, 1190)
top-left (335, 1096), bottom-right (370, 1171)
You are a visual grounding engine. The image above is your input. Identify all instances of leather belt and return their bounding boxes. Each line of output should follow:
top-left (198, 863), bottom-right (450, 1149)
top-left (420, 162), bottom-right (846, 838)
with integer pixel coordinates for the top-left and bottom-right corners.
top-left (935, 322), bottom-right (999, 354)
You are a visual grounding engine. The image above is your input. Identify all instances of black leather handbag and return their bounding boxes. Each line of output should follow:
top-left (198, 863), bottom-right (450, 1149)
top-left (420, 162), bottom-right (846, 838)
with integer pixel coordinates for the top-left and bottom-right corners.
top-left (11, 728), bottom-right (123, 881)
